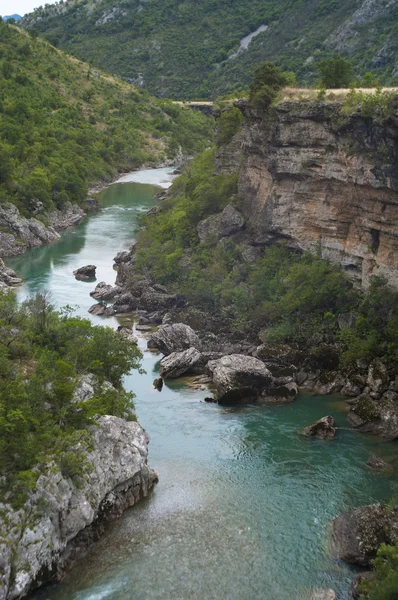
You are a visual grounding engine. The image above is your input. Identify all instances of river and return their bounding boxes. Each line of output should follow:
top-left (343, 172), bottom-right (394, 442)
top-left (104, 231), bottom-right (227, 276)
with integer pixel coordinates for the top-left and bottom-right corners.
top-left (7, 168), bottom-right (398, 600)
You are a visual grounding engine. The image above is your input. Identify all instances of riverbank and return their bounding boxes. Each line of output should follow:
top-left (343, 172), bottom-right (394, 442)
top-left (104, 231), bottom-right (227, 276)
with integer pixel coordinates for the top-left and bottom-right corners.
top-left (6, 168), bottom-right (397, 600)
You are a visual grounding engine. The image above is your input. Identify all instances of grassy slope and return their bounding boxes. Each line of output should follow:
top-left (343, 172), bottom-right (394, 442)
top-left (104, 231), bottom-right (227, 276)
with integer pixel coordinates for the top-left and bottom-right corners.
top-left (19, 0), bottom-right (398, 100)
top-left (0, 20), bottom-right (213, 216)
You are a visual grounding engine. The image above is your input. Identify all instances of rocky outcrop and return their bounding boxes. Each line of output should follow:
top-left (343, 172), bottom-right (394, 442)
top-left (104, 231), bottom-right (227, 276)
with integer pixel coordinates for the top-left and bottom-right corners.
top-left (159, 347), bottom-right (203, 378)
top-left (0, 416), bottom-right (157, 600)
top-left (207, 354), bottom-right (273, 403)
top-left (331, 504), bottom-right (398, 566)
top-left (147, 323), bottom-right (201, 355)
top-left (0, 259), bottom-right (22, 287)
top-left (217, 98), bottom-right (398, 289)
top-left (300, 416), bottom-right (337, 440)
top-left (197, 204), bottom-right (245, 242)
top-left (347, 394), bottom-right (398, 440)
top-left (0, 202), bottom-right (86, 257)
top-left (73, 265), bottom-right (96, 280)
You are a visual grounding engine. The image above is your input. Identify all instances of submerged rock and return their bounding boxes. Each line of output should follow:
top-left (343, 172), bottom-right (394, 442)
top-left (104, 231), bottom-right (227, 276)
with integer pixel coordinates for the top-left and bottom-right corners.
top-left (300, 416), bottom-right (336, 440)
top-left (0, 416), bottom-right (157, 599)
top-left (366, 454), bottom-right (393, 472)
top-left (147, 323), bottom-right (201, 355)
top-left (73, 264), bottom-right (96, 280)
top-left (331, 504), bottom-right (398, 566)
top-left (309, 589), bottom-right (337, 600)
top-left (207, 354), bottom-right (272, 404)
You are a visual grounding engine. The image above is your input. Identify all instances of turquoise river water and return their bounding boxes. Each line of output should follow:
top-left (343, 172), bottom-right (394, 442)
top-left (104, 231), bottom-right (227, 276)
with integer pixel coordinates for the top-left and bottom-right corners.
top-left (7, 168), bottom-right (398, 600)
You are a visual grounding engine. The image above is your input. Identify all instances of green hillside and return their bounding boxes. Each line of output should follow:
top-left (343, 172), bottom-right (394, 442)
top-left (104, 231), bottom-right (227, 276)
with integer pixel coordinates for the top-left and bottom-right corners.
top-left (20, 0), bottom-right (398, 99)
top-left (0, 20), bottom-right (212, 217)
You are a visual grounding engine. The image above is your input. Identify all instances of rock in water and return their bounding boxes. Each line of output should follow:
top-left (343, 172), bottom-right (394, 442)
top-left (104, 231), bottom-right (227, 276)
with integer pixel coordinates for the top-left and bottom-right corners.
top-left (207, 354), bottom-right (272, 404)
top-left (147, 323), bottom-right (201, 355)
top-left (116, 326), bottom-right (138, 344)
top-left (300, 416), bottom-right (336, 440)
top-left (73, 265), bottom-right (97, 280)
top-left (366, 454), bottom-right (393, 472)
top-left (0, 416), bottom-right (157, 599)
top-left (159, 347), bottom-right (204, 379)
top-left (153, 377), bottom-right (163, 391)
top-left (90, 281), bottom-right (121, 301)
top-left (0, 259), bottom-right (23, 286)
top-left (331, 504), bottom-right (398, 566)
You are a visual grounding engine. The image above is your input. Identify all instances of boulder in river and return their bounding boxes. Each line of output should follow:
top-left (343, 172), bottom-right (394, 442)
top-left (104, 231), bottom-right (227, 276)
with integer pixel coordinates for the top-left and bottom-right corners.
top-left (159, 347), bottom-right (203, 379)
top-left (207, 354), bottom-right (273, 404)
top-left (300, 416), bottom-right (336, 440)
top-left (147, 323), bottom-right (201, 355)
top-left (153, 377), bottom-right (163, 391)
top-left (90, 282), bottom-right (121, 301)
top-left (331, 504), bottom-right (398, 566)
top-left (73, 265), bottom-right (97, 280)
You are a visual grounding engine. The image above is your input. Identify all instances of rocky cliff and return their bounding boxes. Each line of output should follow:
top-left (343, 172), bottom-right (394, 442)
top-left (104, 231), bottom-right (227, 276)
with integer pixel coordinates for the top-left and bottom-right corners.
top-left (0, 202), bottom-right (88, 258)
top-left (0, 414), bottom-right (157, 600)
top-left (216, 98), bottom-right (398, 289)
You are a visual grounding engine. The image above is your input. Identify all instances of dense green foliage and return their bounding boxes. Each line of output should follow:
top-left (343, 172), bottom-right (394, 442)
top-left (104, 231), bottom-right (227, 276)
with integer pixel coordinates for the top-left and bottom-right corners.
top-left (318, 57), bottom-right (353, 88)
top-left (135, 147), bottom-right (398, 373)
top-left (0, 291), bottom-right (142, 505)
top-left (0, 20), bottom-right (213, 216)
top-left (19, 0), bottom-right (398, 99)
top-left (359, 540), bottom-right (398, 600)
top-left (248, 62), bottom-right (288, 109)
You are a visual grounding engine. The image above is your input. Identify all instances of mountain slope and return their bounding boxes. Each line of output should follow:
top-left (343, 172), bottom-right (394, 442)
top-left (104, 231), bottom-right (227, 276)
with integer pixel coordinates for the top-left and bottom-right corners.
top-left (20, 0), bottom-right (398, 99)
top-left (0, 20), bottom-right (212, 219)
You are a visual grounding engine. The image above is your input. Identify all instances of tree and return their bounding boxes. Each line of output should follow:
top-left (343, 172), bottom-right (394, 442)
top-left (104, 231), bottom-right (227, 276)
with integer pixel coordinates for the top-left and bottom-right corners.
top-left (249, 62), bottom-right (288, 110)
top-left (318, 57), bottom-right (353, 88)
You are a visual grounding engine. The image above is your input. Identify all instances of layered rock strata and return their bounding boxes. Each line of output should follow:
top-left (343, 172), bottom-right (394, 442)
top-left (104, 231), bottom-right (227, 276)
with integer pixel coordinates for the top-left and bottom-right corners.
top-left (217, 98), bottom-right (398, 289)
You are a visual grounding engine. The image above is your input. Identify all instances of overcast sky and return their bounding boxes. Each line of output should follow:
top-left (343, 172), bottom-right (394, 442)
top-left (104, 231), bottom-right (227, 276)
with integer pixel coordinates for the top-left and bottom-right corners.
top-left (1, 0), bottom-right (57, 17)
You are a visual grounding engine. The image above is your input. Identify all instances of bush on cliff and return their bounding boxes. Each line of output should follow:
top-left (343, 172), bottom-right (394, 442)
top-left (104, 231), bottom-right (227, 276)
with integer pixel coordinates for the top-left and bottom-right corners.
top-left (248, 62), bottom-right (288, 109)
top-left (359, 539), bottom-right (398, 600)
top-left (0, 290), bottom-right (142, 506)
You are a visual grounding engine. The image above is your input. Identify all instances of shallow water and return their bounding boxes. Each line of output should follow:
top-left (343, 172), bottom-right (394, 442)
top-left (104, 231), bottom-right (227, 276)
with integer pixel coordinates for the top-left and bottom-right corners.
top-left (8, 168), bottom-right (398, 600)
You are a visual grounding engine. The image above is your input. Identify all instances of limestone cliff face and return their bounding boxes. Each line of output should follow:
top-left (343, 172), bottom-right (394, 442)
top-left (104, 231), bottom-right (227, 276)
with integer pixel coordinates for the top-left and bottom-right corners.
top-left (0, 415), bottom-right (157, 600)
top-left (216, 99), bottom-right (398, 288)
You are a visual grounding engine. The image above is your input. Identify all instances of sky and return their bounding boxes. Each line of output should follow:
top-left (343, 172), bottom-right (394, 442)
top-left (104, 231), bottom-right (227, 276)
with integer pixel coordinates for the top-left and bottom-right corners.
top-left (1, 0), bottom-right (57, 16)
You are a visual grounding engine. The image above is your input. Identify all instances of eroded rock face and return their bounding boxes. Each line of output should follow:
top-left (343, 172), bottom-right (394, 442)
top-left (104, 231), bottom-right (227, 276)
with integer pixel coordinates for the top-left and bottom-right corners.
top-left (218, 99), bottom-right (398, 289)
top-left (0, 416), bottom-right (157, 600)
top-left (207, 354), bottom-right (273, 403)
top-left (331, 504), bottom-right (398, 566)
top-left (147, 323), bottom-right (201, 355)
top-left (197, 204), bottom-right (245, 242)
top-left (300, 415), bottom-right (336, 440)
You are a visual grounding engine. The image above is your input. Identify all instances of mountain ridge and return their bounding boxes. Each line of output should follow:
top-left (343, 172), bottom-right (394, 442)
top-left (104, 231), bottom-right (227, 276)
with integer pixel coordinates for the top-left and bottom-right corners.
top-left (20, 0), bottom-right (398, 99)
